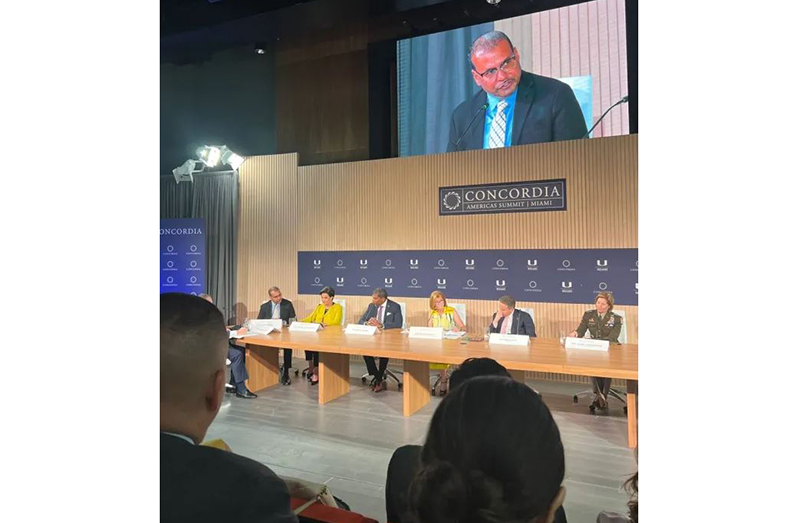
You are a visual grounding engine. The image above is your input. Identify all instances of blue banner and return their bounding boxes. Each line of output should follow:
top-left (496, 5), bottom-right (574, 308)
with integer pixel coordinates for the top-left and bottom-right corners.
top-left (160, 218), bottom-right (206, 295)
top-left (298, 249), bottom-right (638, 305)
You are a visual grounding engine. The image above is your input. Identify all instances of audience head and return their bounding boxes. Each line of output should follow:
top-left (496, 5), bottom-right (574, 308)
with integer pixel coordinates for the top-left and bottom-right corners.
top-left (449, 357), bottom-right (511, 391)
top-left (595, 292), bottom-right (614, 314)
top-left (624, 471), bottom-right (638, 523)
top-left (372, 287), bottom-right (388, 306)
top-left (198, 293), bottom-right (213, 303)
top-left (429, 290), bottom-right (447, 311)
top-left (497, 295), bottom-right (516, 317)
top-left (319, 286), bottom-right (335, 306)
top-left (160, 293), bottom-right (229, 443)
top-left (268, 286), bottom-right (283, 304)
top-left (410, 376), bottom-right (565, 523)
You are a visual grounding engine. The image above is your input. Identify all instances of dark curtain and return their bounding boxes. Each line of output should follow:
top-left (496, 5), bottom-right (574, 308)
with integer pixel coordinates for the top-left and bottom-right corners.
top-left (160, 172), bottom-right (238, 321)
top-left (397, 23), bottom-right (492, 157)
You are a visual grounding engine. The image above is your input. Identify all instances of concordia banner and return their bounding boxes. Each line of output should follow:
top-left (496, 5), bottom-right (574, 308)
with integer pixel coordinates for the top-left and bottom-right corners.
top-left (298, 249), bottom-right (638, 305)
top-left (160, 218), bottom-right (206, 295)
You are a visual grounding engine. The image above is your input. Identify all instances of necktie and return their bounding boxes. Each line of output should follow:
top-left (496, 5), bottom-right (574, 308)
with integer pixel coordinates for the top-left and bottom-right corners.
top-left (272, 304), bottom-right (280, 319)
top-left (378, 305), bottom-right (384, 323)
top-left (501, 315), bottom-right (510, 334)
top-left (488, 100), bottom-right (508, 149)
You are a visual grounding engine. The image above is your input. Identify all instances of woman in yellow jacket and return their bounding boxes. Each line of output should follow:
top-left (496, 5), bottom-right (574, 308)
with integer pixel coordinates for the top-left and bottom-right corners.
top-left (427, 290), bottom-right (465, 395)
top-left (302, 286), bottom-right (343, 385)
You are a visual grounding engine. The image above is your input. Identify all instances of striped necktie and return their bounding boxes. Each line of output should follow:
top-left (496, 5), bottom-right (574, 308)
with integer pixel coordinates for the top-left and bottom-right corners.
top-left (488, 100), bottom-right (508, 149)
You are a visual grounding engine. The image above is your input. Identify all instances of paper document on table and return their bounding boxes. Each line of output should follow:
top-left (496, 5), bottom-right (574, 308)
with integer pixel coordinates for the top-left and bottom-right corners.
top-left (443, 331), bottom-right (467, 339)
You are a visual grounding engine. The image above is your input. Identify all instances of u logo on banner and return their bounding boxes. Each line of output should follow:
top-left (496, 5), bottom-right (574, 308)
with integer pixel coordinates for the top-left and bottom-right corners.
top-left (496, 280), bottom-right (505, 287)
top-left (437, 278), bottom-right (446, 286)
top-left (597, 259), bottom-right (608, 267)
top-left (465, 259), bottom-right (475, 266)
top-left (384, 278), bottom-right (393, 284)
top-left (336, 277), bottom-right (344, 284)
top-left (561, 281), bottom-right (572, 289)
top-left (409, 259), bottom-right (418, 266)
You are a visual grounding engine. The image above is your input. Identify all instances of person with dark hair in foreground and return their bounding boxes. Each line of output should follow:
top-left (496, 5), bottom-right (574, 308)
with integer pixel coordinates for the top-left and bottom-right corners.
top-left (386, 359), bottom-right (567, 523)
top-left (408, 376), bottom-right (565, 523)
top-left (160, 293), bottom-right (297, 523)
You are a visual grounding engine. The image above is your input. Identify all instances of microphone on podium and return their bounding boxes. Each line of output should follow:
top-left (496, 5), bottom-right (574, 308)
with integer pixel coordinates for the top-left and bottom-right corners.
top-left (581, 95), bottom-right (629, 139)
top-left (452, 103), bottom-right (489, 151)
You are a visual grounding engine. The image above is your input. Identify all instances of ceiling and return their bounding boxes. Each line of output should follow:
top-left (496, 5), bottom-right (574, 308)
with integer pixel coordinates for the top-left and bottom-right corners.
top-left (160, 0), bottom-right (581, 64)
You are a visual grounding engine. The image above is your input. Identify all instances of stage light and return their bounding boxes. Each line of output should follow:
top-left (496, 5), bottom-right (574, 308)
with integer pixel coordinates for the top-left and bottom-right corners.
top-left (197, 145), bottom-right (222, 168)
top-left (220, 146), bottom-right (245, 170)
top-left (172, 159), bottom-right (204, 184)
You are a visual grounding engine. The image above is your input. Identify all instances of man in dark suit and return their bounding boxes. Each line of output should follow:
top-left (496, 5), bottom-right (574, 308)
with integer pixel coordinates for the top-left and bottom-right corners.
top-left (200, 293), bottom-right (257, 399)
top-left (160, 293), bottom-right (297, 523)
top-left (489, 295), bottom-right (536, 337)
top-left (257, 286), bottom-right (297, 385)
top-left (358, 287), bottom-right (403, 393)
top-left (447, 30), bottom-right (587, 152)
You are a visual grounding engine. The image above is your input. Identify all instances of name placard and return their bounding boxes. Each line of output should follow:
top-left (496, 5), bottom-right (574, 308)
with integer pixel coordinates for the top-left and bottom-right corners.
top-left (289, 322), bottom-right (321, 333)
top-left (409, 326), bottom-right (444, 340)
top-left (248, 319), bottom-right (281, 333)
top-left (345, 324), bottom-right (378, 336)
top-left (564, 337), bottom-right (610, 351)
top-left (488, 333), bottom-right (530, 346)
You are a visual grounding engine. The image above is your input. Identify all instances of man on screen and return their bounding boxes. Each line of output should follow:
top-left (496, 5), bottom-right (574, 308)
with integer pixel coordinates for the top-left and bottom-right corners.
top-left (447, 31), bottom-right (587, 152)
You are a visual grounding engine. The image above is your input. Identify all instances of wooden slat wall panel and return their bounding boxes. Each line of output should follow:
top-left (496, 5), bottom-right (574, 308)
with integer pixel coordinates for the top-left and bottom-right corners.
top-left (293, 135), bottom-right (637, 345)
top-left (237, 136), bottom-right (637, 380)
top-left (236, 153), bottom-right (300, 321)
top-left (495, 0), bottom-right (629, 138)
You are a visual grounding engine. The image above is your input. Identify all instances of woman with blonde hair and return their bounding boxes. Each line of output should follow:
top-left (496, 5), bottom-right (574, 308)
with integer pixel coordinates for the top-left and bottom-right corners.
top-left (427, 291), bottom-right (465, 395)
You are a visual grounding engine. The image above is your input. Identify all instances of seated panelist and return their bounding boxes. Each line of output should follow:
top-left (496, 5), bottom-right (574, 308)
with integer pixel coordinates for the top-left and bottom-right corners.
top-left (427, 290), bottom-right (465, 331)
top-left (257, 286), bottom-right (296, 386)
top-left (301, 286), bottom-right (342, 386)
top-left (569, 291), bottom-right (623, 411)
top-left (199, 293), bottom-right (257, 399)
top-left (358, 287), bottom-right (403, 393)
top-left (488, 295), bottom-right (536, 337)
top-left (427, 291), bottom-right (464, 395)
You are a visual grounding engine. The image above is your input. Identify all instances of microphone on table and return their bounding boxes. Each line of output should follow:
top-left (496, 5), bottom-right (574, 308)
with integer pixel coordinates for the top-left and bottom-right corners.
top-left (581, 95), bottom-right (629, 139)
top-left (452, 103), bottom-right (489, 151)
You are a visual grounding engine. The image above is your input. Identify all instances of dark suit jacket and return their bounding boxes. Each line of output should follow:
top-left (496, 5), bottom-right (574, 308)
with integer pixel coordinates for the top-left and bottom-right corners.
top-left (160, 433), bottom-right (297, 523)
top-left (358, 299), bottom-right (403, 330)
top-left (258, 298), bottom-right (296, 323)
top-left (489, 309), bottom-right (536, 337)
top-left (447, 71), bottom-right (587, 152)
top-left (385, 445), bottom-right (566, 523)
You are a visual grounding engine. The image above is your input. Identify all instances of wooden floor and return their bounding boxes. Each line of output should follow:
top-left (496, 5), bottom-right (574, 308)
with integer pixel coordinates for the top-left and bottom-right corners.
top-left (207, 362), bottom-right (636, 523)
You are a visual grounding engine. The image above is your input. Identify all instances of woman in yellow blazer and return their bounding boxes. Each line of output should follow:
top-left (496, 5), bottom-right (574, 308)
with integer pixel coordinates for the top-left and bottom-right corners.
top-left (427, 290), bottom-right (465, 395)
top-left (302, 286), bottom-right (343, 385)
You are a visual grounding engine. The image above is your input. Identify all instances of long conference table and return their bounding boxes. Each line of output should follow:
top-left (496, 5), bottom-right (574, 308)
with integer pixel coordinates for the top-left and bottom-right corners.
top-left (241, 326), bottom-right (639, 448)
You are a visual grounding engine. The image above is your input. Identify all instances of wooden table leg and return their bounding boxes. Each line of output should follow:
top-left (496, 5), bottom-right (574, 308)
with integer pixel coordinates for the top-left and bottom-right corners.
top-left (245, 344), bottom-right (280, 392)
top-left (626, 379), bottom-right (638, 448)
top-left (508, 369), bottom-right (525, 383)
top-left (319, 352), bottom-right (350, 404)
top-left (403, 360), bottom-right (431, 417)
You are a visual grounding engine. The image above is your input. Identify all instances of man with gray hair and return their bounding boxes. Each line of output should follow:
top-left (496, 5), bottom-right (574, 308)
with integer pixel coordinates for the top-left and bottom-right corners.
top-left (358, 287), bottom-right (403, 393)
top-left (489, 295), bottom-right (536, 337)
top-left (447, 30), bottom-right (587, 152)
top-left (160, 293), bottom-right (297, 522)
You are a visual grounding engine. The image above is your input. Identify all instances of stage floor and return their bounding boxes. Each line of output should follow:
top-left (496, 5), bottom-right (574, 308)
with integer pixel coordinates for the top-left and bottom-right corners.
top-left (206, 361), bottom-right (636, 523)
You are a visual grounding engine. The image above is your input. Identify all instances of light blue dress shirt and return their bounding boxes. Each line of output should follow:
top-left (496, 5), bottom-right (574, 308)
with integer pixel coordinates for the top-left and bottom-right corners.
top-left (482, 89), bottom-right (518, 149)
